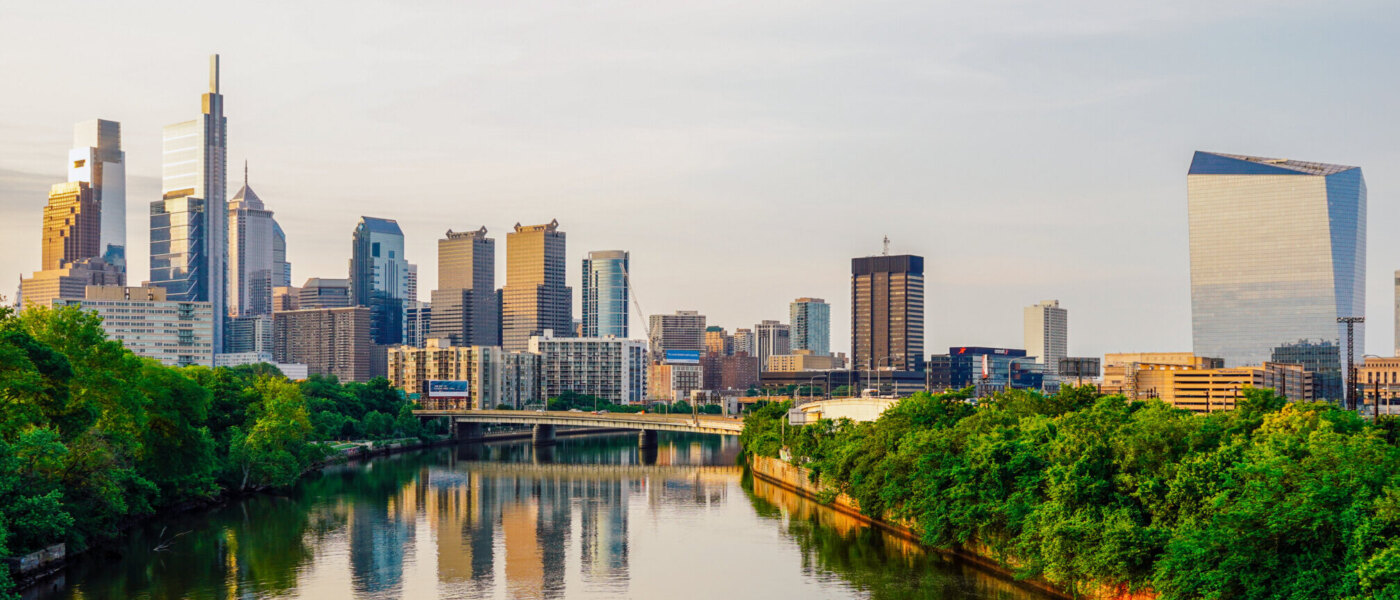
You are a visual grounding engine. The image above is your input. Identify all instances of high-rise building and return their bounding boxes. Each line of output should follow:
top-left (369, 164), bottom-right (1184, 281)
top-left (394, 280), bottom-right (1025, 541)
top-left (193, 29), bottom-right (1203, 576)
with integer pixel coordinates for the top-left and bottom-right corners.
top-left (704, 326), bottom-right (733, 356)
top-left (152, 55), bottom-right (229, 351)
top-left (1187, 151), bottom-right (1365, 384)
top-left (648, 310), bottom-right (706, 362)
top-left (1023, 300), bottom-right (1067, 387)
top-left (68, 119), bottom-right (125, 271)
top-left (272, 221), bottom-right (290, 287)
top-left (1270, 340), bottom-right (1343, 402)
top-left (732, 328), bottom-right (755, 356)
top-left (403, 301), bottom-right (433, 348)
top-left (19, 258), bottom-right (124, 308)
top-left (754, 320), bottom-right (792, 372)
top-left (227, 167), bottom-right (279, 319)
top-left (582, 250), bottom-right (630, 338)
top-left (530, 332), bottom-right (648, 405)
top-left (224, 314), bottom-right (274, 354)
top-left (852, 254), bottom-right (925, 372)
top-left (502, 220), bottom-right (572, 351)
top-left (349, 216), bottom-right (414, 345)
top-left (299, 277), bottom-right (350, 309)
top-left (55, 285), bottom-right (214, 367)
top-left (430, 228), bottom-right (498, 347)
top-left (387, 341), bottom-right (539, 410)
top-left (42, 182), bottom-right (100, 270)
top-left (789, 298), bottom-right (830, 356)
top-left (273, 306), bottom-right (373, 382)
top-left (272, 285), bottom-right (299, 311)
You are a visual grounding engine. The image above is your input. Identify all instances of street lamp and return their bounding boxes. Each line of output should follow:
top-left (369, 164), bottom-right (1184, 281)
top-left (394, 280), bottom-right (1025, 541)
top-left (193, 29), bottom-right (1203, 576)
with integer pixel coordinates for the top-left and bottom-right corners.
top-left (874, 354), bottom-right (904, 397)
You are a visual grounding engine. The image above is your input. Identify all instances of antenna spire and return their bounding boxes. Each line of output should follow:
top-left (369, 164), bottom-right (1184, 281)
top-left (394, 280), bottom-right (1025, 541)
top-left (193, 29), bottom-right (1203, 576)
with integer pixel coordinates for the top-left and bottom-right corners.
top-left (882, 235), bottom-right (890, 256)
top-left (244, 160), bottom-right (248, 187)
top-left (210, 54), bottom-right (220, 94)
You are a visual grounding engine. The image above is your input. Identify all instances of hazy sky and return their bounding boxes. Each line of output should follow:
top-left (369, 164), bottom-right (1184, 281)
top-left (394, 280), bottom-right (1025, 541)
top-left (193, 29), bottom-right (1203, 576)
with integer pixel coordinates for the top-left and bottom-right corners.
top-left (2, 0), bottom-right (1398, 358)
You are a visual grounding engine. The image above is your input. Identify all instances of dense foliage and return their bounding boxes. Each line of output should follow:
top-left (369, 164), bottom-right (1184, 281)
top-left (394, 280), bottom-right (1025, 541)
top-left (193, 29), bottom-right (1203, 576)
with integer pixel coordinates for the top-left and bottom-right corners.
top-left (742, 386), bottom-right (1400, 599)
top-left (0, 305), bottom-right (428, 598)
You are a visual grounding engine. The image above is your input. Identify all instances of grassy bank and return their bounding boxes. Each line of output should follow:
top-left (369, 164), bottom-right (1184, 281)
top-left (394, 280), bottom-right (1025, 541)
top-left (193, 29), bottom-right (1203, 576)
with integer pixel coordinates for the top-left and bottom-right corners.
top-left (740, 387), bottom-right (1400, 599)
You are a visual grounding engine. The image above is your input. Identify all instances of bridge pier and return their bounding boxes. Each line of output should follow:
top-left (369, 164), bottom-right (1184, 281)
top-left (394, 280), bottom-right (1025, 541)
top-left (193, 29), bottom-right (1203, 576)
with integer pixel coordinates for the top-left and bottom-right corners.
top-left (532, 424), bottom-right (557, 446)
top-left (454, 421), bottom-right (484, 443)
top-left (638, 429), bottom-right (658, 449)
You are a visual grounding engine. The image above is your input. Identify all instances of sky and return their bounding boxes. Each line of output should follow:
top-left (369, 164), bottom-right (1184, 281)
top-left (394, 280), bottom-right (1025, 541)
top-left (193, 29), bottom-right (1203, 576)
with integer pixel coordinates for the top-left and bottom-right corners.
top-left (2, 0), bottom-right (1398, 359)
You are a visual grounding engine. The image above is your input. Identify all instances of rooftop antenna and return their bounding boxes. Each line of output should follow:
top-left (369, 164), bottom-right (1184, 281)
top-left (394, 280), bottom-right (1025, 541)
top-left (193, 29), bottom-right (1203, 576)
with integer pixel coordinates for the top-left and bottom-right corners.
top-left (882, 236), bottom-right (890, 256)
top-left (243, 160), bottom-right (248, 187)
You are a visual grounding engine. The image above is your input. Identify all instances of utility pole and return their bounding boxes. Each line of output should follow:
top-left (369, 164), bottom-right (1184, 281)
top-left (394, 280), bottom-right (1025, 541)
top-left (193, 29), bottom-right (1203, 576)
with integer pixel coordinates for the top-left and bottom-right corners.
top-left (1338, 317), bottom-right (1364, 411)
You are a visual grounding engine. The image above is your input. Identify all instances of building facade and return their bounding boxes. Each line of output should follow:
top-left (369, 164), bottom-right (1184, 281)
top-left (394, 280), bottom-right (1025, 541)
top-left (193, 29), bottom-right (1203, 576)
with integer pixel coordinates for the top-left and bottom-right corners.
top-left (152, 55), bottom-right (228, 351)
top-left (299, 278), bottom-right (351, 309)
top-left (766, 350), bottom-right (845, 372)
top-left (227, 174), bottom-right (281, 320)
top-left (68, 119), bottom-right (125, 271)
top-left (754, 320), bottom-right (791, 372)
top-left (224, 314), bottom-right (274, 354)
top-left (273, 306), bottom-right (373, 382)
top-left (1100, 352), bottom-right (1225, 398)
top-left (1270, 339), bottom-right (1343, 402)
top-left (1131, 363), bottom-right (1313, 413)
top-left (42, 181), bottom-right (100, 271)
top-left (403, 301), bottom-right (433, 348)
top-left (1024, 299), bottom-right (1067, 387)
top-left (529, 332), bottom-right (647, 405)
top-left (582, 250), bottom-right (629, 338)
top-left (20, 258), bottom-right (124, 309)
top-left (704, 326), bottom-right (733, 356)
top-left (56, 285), bottom-right (214, 367)
top-left (431, 227), bottom-right (499, 347)
top-left (789, 298), bottom-right (830, 356)
top-left (648, 363), bottom-right (704, 403)
top-left (387, 341), bottom-right (540, 410)
top-left (732, 328), bottom-right (755, 356)
top-left (1187, 151), bottom-right (1365, 385)
top-left (944, 347), bottom-right (1043, 393)
top-left (350, 217), bottom-right (414, 345)
top-left (648, 310), bottom-right (706, 362)
top-left (852, 254), bottom-right (925, 372)
top-left (502, 221), bottom-right (572, 351)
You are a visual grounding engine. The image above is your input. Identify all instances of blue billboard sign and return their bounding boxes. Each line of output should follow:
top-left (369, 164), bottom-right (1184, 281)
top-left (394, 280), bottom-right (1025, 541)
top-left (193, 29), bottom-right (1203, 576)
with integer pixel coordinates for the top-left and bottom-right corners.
top-left (427, 380), bottom-right (471, 398)
top-left (665, 350), bottom-right (701, 364)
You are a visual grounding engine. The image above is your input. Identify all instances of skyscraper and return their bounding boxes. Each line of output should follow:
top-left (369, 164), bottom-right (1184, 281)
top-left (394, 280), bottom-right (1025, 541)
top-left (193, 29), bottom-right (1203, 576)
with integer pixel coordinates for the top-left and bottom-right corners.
top-left (789, 298), bottom-right (830, 356)
top-left (502, 220), bottom-right (571, 351)
top-left (41, 182), bottom-right (99, 270)
top-left (648, 310), bottom-right (706, 362)
top-left (430, 227), bottom-right (498, 347)
top-left (1023, 299), bottom-right (1067, 386)
top-left (350, 216), bottom-right (414, 345)
top-left (152, 54), bottom-right (228, 351)
top-left (227, 166), bottom-right (279, 318)
top-left (1187, 152), bottom-right (1366, 382)
top-left (272, 221), bottom-right (291, 287)
top-left (68, 119), bottom-right (125, 271)
top-left (852, 254), bottom-right (925, 372)
top-left (754, 319), bottom-right (791, 371)
top-left (582, 250), bottom-right (630, 338)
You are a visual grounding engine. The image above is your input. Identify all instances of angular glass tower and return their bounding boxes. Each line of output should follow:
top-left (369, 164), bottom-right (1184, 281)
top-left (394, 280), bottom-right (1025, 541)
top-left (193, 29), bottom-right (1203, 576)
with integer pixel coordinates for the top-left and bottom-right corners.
top-left (789, 297), bottom-right (830, 356)
top-left (68, 119), bottom-right (125, 272)
top-left (582, 250), bottom-right (629, 338)
top-left (1187, 151), bottom-right (1365, 395)
top-left (350, 216), bottom-right (413, 345)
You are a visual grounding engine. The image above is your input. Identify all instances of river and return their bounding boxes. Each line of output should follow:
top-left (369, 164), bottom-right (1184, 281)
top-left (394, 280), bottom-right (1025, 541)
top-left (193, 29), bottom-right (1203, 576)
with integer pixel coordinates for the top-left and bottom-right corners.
top-left (32, 432), bottom-right (1052, 600)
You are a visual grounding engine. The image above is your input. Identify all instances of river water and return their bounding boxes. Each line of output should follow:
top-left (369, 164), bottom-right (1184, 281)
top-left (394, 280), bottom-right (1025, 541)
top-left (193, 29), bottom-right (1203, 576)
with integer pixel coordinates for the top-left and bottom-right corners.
top-left (36, 432), bottom-right (1051, 600)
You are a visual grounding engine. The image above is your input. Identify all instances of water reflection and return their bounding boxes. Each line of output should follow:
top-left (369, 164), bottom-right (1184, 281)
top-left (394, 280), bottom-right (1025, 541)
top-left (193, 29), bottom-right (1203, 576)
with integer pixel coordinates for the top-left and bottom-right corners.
top-left (40, 433), bottom-right (1052, 600)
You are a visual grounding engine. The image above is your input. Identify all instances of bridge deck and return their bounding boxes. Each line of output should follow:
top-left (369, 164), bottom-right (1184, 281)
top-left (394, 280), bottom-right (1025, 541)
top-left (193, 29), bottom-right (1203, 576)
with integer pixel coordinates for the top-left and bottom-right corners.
top-left (414, 409), bottom-right (744, 436)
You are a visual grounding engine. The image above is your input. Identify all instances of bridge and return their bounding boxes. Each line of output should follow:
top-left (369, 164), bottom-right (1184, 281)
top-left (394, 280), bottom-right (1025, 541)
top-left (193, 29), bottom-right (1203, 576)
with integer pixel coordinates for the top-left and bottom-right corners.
top-left (414, 409), bottom-right (744, 446)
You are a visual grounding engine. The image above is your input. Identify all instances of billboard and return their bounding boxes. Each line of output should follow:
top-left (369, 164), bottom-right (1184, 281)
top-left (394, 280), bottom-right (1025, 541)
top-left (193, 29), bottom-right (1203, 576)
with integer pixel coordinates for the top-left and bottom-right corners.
top-left (665, 350), bottom-right (701, 364)
top-left (427, 380), bottom-right (471, 398)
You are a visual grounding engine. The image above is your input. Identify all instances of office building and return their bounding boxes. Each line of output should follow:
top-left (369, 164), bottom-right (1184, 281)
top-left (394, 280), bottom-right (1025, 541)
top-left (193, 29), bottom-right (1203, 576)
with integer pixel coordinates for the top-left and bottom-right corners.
top-left (766, 350), bottom-right (845, 372)
top-left (42, 181), bottom-right (100, 270)
top-left (387, 341), bottom-right (539, 410)
top-left (227, 169), bottom-right (281, 319)
top-left (55, 285), bottom-right (214, 367)
top-left (19, 257), bottom-right (124, 309)
top-left (852, 254), bottom-right (925, 372)
top-left (1358, 357), bottom-right (1400, 411)
top-left (273, 306), bottom-right (373, 382)
top-left (754, 320), bottom-right (791, 371)
top-left (1124, 363), bottom-right (1312, 412)
top-left (704, 326), bottom-right (733, 356)
top-left (945, 347), bottom-right (1043, 392)
top-left (1268, 340), bottom-right (1342, 402)
top-left (530, 332), bottom-right (647, 405)
top-left (273, 221), bottom-right (290, 287)
top-left (1024, 300), bottom-right (1067, 387)
top-left (1187, 152), bottom-right (1365, 384)
top-left (68, 119), bottom-right (126, 271)
top-left (733, 328), bottom-right (755, 356)
top-left (927, 354), bottom-right (953, 390)
top-left (225, 314), bottom-right (274, 354)
top-left (272, 286), bottom-right (299, 311)
top-left (152, 55), bottom-right (229, 351)
top-left (299, 277), bottom-right (350, 309)
top-left (349, 217), bottom-right (414, 345)
top-left (403, 301), bottom-right (433, 348)
top-left (789, 298), bottom-right (830, 356)
top-left (502, 221), bottom-right (572, 351)
top-left (582, 250), bottom-right (630, 338)
top-left (1102, 352), bottom-right (1223, 397)
top-left (431, 227), bottom-right (499, 347)
top-left (649, 362), bottom-right (704, 403)
top-left (648, 310), bottom-right (706, 362)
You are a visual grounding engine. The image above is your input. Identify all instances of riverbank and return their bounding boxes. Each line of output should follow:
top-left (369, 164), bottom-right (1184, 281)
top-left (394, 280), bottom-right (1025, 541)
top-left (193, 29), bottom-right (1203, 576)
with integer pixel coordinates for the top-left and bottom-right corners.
top-left (15, 426), bottom-right (628, 596)
top-left (747, 455), bottom-right (1156, 600)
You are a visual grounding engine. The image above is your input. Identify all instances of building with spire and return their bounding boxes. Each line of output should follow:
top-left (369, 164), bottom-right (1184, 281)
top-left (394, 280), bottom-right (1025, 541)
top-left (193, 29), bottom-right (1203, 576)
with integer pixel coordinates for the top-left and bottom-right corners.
top-left (68, 119), bottom-right (125, 272)
top-left (151, 54), bottom-right (229, 350)
top-left (228, 163), bottom-right (280, 318)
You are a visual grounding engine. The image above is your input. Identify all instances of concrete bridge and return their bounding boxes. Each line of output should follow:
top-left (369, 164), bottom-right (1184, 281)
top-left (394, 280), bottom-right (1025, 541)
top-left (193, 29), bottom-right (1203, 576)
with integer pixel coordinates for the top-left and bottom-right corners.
top-left (414, 409), bottom-right (744, 446)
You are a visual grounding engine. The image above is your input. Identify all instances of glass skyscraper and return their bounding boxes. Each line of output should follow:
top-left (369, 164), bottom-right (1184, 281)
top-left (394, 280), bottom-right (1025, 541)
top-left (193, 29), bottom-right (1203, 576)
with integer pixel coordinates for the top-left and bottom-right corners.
top-left (789, 297), bottom-right (830, 356)
top-left (582, 250), bottom-right (629, 338)
top-left (1187, 151), bottom-right (1366, 387)
top-left (152, 55), bottom-right (228, 350)
top-left (350, 216), bottom-right (414, 345)
top-left (68, 119), bottom-right (125, 272)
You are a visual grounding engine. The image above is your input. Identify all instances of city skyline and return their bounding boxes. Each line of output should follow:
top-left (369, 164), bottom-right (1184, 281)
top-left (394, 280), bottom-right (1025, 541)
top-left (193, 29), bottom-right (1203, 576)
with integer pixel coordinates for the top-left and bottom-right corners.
top-left (2, 3), bottom-right (1398, 361)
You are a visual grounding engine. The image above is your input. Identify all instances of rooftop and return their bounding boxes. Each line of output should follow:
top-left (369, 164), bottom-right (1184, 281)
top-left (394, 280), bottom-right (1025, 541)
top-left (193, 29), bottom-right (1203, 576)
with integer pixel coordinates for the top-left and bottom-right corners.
top-left (1188, 151), bottom-right (1358, 176)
